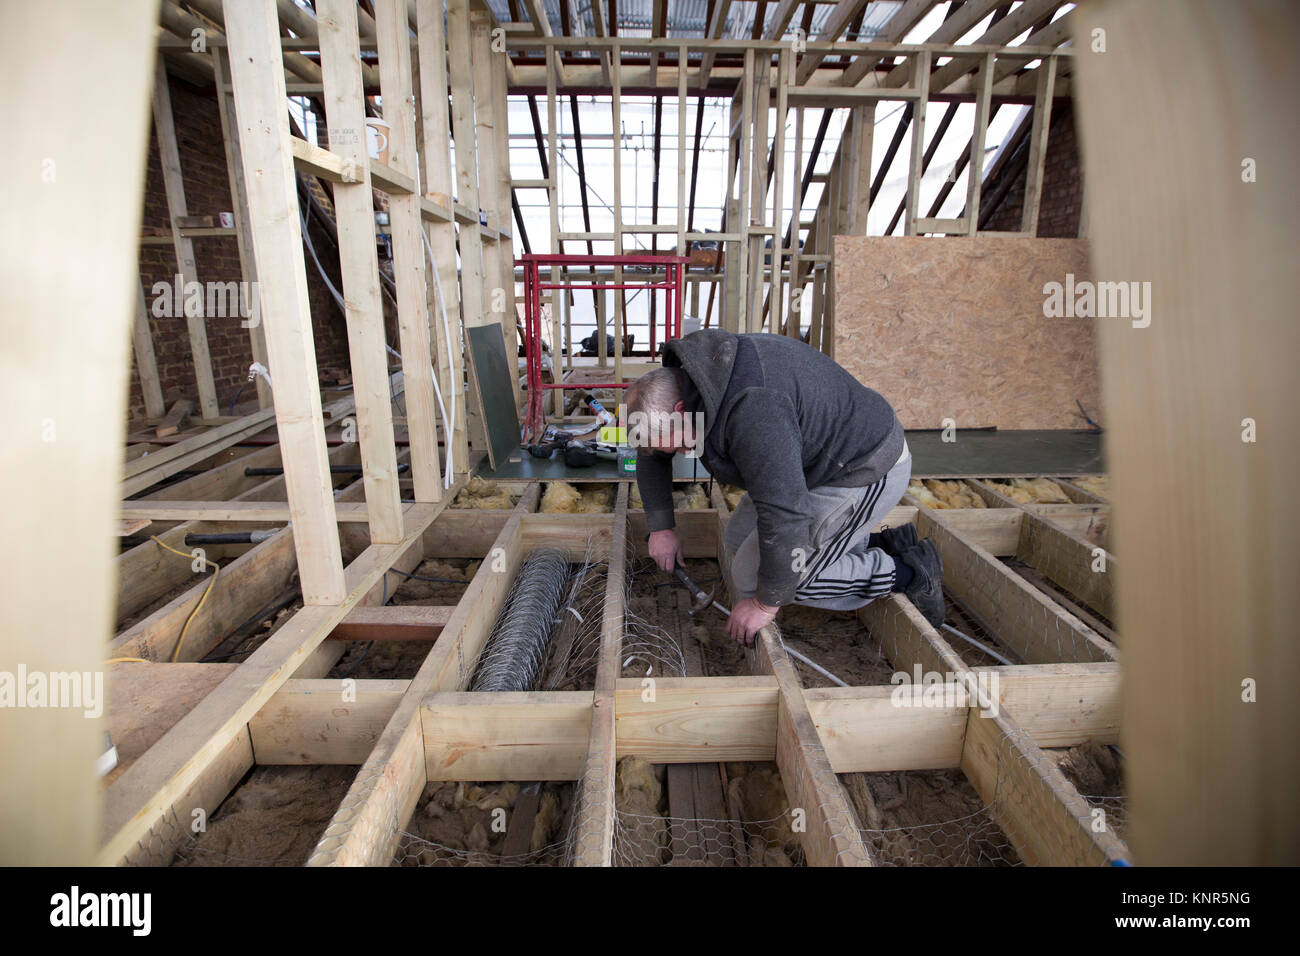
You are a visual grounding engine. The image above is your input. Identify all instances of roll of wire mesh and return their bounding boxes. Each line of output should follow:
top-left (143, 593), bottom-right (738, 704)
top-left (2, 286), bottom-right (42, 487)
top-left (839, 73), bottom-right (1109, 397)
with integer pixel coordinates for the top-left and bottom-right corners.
top-left (469, 549), bottom-right (573, 692)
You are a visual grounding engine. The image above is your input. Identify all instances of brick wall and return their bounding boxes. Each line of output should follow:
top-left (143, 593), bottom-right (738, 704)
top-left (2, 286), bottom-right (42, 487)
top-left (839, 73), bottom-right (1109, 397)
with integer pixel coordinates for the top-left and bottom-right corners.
top-left (980, 99), bottom-right (1083, 238)
top-left (131, 72), bottom-right (352, 421)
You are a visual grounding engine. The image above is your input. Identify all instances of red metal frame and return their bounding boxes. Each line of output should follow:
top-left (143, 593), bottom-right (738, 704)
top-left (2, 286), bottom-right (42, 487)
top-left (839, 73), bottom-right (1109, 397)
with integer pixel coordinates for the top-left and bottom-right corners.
top-left (517, 253), bottom-right (689, 440)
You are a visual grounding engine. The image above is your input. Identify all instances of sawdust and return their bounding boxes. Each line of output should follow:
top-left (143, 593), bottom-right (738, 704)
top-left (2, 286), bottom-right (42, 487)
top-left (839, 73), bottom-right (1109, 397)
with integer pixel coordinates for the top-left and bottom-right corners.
top-left (172, 765), bottom-right (356, 866)
top-left (1051, 741), bottom-right (1123, 798)
top-left (777, 605), bottom-right (898, 687)
top-left (845, 768), bottom-right (1021, 866)
top-left (451, 476), bottom-right (517, 510)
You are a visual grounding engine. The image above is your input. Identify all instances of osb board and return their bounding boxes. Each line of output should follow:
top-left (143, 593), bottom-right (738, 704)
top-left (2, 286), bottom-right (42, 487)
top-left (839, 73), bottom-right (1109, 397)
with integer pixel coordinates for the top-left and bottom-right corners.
top-left (832, 236), bottom-right (1099, 429)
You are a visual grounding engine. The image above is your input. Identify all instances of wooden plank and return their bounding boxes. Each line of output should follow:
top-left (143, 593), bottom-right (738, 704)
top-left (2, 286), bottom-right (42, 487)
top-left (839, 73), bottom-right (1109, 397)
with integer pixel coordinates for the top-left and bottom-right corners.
top-left (249, 678), bottom-right (409, 764)
top-left (961, 707), bottom-right (1129, 866)
top-left (210, 43), bottom-right (272, 409)
top-left (902, 49), bottom-right (930, 236)
top-left (917, 508), bottom-right (1117, 664)
top-left (570, 484), bottom-right (628, 865)
top-left (317, 0), bottom-right (404, 545)
top-left (329, 604), bottom-right (454, 641)
top-left (223, 0), bottom-right (347, 604)
top-left (152, 58), bottom-right (220, 418)
top-left (1020, 55), bottom-right (1057, 235)
top-left (375, 0), bottom-right (442, 503)
top-left (0, 0), bottom-right (158, 864)
top-left (132, 281), bottom-right (166, 419)
top-left (154, 398), bottom-right (192, 439)
top-left (118, 499), bottom-right (379, 523)
top-left (1074, 0), bottom-right (1299, 865)
top-left (805, 662), bottom-right (1122, 768)
top-left (415, 0), bottom-right (470, 474)
top-left (614, 677), bottom-right (778, 763)
top-left (422, 691), bottom-right (593, 780)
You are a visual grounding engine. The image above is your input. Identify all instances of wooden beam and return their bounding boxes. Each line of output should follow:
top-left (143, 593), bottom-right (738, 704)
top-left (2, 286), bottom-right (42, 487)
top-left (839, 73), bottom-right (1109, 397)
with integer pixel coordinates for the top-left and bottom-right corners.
top-left (132, 281), bottom-right (167, 420)
top-left (1074, 0), bottom-right (1299, 865)
top-left (219, 0), bottom-right (348, 604)
top-left (1020, 54), bottom-right (1057, 235)
top-left (570, 484), bottom-right (628, 865)
top-left (375, 0), bottom-right (443, 504)
top-left (317, 0), bottom-right (405, 545)
top-left (1, 0), bottom-right (158, 865)
top-left (415, 0), bottom-right (470, 475)
top-left (152, 59), bottom-right (220, 418)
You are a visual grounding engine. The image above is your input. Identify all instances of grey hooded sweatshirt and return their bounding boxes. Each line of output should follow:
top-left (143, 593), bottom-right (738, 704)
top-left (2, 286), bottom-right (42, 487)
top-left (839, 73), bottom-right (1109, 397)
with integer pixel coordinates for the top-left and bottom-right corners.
top-left (637, 329), bottom-right (904, 606)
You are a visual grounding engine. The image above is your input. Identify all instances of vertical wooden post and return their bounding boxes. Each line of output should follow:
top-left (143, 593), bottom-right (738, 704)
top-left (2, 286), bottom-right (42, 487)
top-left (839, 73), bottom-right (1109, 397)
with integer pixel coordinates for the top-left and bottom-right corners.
top-left (736, 49), bottom-right (754, 332)
top-left (133, 281), bottom-right (166, 419)
top-left (415, 0), bottom-right (469, 473)
top-left (1074, 0), bottom-right (1300, 865)
top-left (787, 104), bottom-right (803, 337)
top-left (964, 51), bottom-right (994, 235)
top-left (548, 46), bottom-right (564, 416)
top-left (1, 0), bottom-right (157, 864)
top-left (493, 41), bottom-right (522, 409)
top-left (611, 43), bottom-right (624, 382)
top-left (224, 0), bottom-right (346, 602)
top-left (315, 0), bottom-right (404, 544)
top-left (210, 44), bottom-right (272, 409)
top-left (1020, 55), bottom-right (1057, 236)
top-left (375, 0), bottom-right (442, 502)
top-left (152, 59), bottom-right (220, 418)
top-left (447, 0), bottom-right (487, 336)
top-left (903, 49), bottom-right (930, 236)
top-left (770, 49), bottom-right (789, 335)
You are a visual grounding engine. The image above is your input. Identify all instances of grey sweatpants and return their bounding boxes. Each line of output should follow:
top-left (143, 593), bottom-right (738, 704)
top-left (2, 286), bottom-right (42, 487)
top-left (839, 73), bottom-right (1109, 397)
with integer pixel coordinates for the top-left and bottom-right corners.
top-left (724, 441), bottom-right (912, 611)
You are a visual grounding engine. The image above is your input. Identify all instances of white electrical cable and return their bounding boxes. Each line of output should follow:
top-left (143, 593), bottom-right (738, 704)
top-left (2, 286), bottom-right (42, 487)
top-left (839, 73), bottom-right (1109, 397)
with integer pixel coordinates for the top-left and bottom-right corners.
top-left (423, 229), bottom-right (457, 488)
top-left (301, 203), bottom-right (457, 489)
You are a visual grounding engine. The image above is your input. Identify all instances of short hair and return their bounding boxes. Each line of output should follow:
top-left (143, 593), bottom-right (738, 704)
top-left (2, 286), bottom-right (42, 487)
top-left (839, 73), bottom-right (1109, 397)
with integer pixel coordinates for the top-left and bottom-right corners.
top-left (627, 367), bottom-right (686, 446)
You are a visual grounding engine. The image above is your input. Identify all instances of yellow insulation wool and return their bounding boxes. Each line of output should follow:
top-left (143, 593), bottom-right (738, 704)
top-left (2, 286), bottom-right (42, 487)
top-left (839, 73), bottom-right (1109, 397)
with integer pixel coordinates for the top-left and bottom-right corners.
top-left (540, 480), bottom-right (583, 513)
top-left (451, 476), bottom-right (517, 510)
top-left (1071, 475), bottom-right (1110, 499)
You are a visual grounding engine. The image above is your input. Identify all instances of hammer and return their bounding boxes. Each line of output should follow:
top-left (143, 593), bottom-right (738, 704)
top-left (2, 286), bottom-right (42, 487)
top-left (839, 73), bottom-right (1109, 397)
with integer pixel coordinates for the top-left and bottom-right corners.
top-left (672, 562), bottom-right (731, 618)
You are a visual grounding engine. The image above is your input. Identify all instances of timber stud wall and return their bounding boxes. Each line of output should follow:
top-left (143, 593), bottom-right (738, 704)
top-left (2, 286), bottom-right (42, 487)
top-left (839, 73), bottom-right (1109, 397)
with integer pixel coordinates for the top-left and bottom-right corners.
top-left (133, 72), bottom-right (350, 420)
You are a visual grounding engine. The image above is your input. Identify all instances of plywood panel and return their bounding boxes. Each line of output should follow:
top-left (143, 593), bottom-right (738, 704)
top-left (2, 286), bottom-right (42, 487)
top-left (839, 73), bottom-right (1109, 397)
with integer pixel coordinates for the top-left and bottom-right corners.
top-left (832, 237), bottom-right (1098, 429)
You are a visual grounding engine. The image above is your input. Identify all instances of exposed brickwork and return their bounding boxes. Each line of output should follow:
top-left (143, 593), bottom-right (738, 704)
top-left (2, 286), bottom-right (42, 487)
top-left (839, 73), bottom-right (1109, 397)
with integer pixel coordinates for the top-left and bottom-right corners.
top-left (980, 99), bottom-right (1083, 238)
top-left (131, 73), bottom-right (351, 420)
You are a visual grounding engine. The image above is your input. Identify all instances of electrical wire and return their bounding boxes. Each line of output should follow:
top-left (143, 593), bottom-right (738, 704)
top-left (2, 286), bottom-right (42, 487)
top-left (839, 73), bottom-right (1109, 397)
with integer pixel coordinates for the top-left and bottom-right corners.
top-left (149, 535), bottom-right (221, 662)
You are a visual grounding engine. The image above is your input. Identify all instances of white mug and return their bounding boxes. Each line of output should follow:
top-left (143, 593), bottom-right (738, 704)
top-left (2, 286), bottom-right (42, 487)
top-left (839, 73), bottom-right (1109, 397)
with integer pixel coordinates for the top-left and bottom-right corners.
top-left (365, 118), bottom-right (391, 165)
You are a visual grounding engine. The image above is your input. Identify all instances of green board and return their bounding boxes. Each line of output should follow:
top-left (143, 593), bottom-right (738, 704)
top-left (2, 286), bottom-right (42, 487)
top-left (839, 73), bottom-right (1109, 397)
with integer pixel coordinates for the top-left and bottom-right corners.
top-left (465, 322), bottom-right (521, 470)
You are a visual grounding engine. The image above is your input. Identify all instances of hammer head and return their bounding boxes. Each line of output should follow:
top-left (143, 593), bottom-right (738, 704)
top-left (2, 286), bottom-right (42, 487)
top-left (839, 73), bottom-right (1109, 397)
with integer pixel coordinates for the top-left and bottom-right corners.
top-left (685, 581), bottom-right (716, 616)
top-left (672, 563), bottom-right (716, 616)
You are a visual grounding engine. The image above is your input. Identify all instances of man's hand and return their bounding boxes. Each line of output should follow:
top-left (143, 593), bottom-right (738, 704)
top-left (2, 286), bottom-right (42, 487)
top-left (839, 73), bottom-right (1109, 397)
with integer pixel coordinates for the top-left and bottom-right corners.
top-left (728, 597), bottom-right (779, 647)
top-left (647, 529), bottom-right (684, 574)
